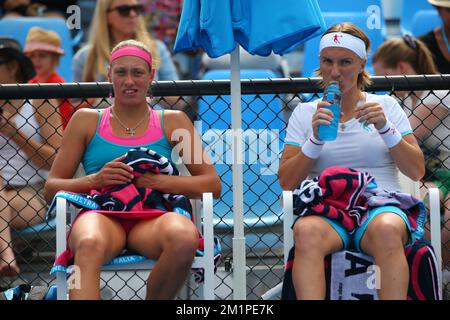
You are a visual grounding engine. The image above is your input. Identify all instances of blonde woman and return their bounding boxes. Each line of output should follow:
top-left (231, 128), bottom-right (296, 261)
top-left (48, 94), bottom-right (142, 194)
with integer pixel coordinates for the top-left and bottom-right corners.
top-left (45, 39), bottom-right (220, 299)
top-left (279, 23), bottom-right (425, 299)
top-left (72, 0), bottom-right (180, 106)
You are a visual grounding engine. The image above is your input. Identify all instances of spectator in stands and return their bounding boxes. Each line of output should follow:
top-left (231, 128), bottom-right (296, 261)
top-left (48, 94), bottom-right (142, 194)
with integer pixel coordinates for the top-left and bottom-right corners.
top-left (1, 0), bottom-right (76, 18)
top-left (44, 39), bottom-right (220, 299)
top-left (141, 0), bottom-right (181, 52)
top-left (0, 37), bottom-right (62, 276)
top-left (1, 0), bottom-right (45, 17)
top-left (73, 0), bottom-right (181, 108)
top-left (140, 0), bottom-right (202, 81)
top-left (279, 23), bottom-right (425, 299)
top-left (30, 1), bottom-right (77, 19)
top-left (24, 26), bottom-right (73, 129)
top-left (419, 0), bottom-right (450, 74)
top-left (373, 35), bottom-right (450, 292)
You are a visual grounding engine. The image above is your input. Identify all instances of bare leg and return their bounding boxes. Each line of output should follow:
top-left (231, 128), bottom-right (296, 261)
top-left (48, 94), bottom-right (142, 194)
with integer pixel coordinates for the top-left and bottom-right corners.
top-left (68, 213), bottom-right (126, 300)
top-left (360, 213), bottom-right (409, 300)
top-left (0, 208), bottom-right (20, 276)
top-left (6, 189), bottom-right (47, 229)
top-left (127, 212), bottom-right (199, 300)
top-left (292, 216), bottom-right (343, 300)
top-left (0, 190), bottom-right (20, 276)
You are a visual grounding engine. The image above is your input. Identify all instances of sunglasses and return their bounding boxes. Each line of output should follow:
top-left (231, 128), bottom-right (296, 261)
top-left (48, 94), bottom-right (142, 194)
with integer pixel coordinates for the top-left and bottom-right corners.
top-left (0, 59), bottom-right (11, 65)
top-left (107, 4), bottom-right (144, 17)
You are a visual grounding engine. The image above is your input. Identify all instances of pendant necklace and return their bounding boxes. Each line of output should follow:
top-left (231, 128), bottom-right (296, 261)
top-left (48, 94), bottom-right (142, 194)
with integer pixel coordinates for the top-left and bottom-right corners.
top-left (111, 107), bottom-right (149, 136)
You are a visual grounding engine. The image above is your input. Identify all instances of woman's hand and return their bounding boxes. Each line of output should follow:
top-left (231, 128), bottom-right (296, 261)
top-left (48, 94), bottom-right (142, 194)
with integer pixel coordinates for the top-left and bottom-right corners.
top-left (89, 156), bottom-right (134, 189)
top-left (134, 172), bottom-right (169, 191)
top-left (356, 102), bottom-right (387, 130)
top-left (312, 100), bottom-right (335, 139)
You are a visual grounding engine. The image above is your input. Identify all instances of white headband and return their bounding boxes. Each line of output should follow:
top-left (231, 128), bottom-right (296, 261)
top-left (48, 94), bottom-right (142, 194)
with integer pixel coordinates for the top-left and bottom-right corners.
top-left (319, 32), bottom-right (367, 59)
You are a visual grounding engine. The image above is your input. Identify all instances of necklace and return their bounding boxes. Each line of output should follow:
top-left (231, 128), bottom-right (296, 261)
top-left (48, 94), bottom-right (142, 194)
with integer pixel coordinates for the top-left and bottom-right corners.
top-left (111, 107), bottom-right (149, 136)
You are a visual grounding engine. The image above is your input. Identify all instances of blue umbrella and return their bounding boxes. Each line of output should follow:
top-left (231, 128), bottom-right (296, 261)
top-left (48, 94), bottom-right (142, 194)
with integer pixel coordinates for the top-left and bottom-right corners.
top-left (174, 0), bottom-right (325, 299)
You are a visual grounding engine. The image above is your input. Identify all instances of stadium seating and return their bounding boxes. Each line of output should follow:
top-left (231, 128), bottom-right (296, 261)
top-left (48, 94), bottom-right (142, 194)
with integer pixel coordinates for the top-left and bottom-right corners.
top-left (411, 9), bottom-right (441, 37)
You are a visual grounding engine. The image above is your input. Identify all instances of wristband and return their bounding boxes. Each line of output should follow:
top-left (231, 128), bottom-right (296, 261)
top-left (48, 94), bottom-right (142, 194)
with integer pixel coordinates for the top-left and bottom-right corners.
top-left (377, 120), bottom-right (402, 148)
top-left (301, 135), bottom-right (324, 159)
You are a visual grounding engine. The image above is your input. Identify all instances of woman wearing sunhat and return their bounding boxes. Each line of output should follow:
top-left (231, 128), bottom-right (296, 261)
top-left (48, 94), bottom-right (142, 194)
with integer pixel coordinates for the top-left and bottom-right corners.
top-left (24, 26), bottom-right (73, 129)
top-left (0, 37), bottom-right (62, 277)
top-left (419, 0), bottom-right (450, 73)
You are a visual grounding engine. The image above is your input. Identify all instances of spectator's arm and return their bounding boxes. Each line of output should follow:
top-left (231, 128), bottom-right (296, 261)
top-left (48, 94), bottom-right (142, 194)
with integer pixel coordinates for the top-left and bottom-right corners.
top-left (6, 99), bottom-right (62, 170)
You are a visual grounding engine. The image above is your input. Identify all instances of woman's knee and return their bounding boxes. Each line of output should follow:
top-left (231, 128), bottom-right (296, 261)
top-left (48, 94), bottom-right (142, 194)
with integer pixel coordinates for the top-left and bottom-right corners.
top-left (293, 218), bottom-right (333, 254)
top-left (72, 236), bottom-right (109, 264)
top-left (162, 214), bottom-right (199, 255)
top-left (364, 214), bottom-right (407, 253)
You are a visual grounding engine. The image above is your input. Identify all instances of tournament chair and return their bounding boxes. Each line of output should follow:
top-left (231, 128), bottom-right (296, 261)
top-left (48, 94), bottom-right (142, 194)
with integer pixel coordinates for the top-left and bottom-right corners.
top-left (54, 192), bottom-right (216, 300)
top-left (261, 175), bottom-right (443, 300)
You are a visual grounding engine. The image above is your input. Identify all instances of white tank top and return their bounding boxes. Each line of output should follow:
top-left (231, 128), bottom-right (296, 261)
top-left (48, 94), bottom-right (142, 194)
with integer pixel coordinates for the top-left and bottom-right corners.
top-left (0, 102), bottom-right (49, 186)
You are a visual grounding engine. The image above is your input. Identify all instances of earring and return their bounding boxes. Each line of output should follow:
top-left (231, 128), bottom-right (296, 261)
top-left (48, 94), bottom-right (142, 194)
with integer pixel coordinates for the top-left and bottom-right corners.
top-left (148, 87), bottom-right (153, 100)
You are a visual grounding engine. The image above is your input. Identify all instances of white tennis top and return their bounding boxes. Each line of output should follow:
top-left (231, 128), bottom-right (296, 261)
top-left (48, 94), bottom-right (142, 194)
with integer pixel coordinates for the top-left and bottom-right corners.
top-left (285, 93), bottom-right (413, 191)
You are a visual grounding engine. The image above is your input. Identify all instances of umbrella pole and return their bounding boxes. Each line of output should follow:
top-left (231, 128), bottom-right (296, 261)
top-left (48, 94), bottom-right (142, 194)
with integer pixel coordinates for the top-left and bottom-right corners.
top-left (230, 46), bottom-right (246, 300)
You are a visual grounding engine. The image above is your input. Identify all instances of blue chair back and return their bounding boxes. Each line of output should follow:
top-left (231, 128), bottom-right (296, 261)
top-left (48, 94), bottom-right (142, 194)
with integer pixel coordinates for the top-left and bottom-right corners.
top-left (412, 10), bottom-right (441, 37)
top-left (400, 0), bottom-right (435, 34)
top-left (0, 17), bottom-right (75, 82)
top-left (302, 12), bottom-right (385, 78)
top-left (198, 69), bottom-right (283, 247)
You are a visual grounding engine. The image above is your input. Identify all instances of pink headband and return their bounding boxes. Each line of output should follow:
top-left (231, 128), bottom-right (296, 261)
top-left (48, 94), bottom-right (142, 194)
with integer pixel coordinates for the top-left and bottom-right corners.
top-left (110, 46), bottom-right (152, 68)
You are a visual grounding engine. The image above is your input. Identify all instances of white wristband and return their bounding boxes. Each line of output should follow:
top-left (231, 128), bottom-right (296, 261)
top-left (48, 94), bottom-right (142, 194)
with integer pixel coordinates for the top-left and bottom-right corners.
top-left (377, 120), bottom-right (402, 148)
top-left (301, 135), bottom-right (324, 159)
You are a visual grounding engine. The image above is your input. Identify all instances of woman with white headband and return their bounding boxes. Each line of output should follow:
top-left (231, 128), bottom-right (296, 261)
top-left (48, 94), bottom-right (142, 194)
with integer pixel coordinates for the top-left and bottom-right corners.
top-left (44, 39), bottom-right (221, 300)
top-left (279, 23), bottom-right (425, 299)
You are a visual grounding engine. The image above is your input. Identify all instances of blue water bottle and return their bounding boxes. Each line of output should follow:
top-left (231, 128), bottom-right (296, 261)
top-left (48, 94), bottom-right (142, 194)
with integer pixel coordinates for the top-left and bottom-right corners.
top-left (318, 81), bottom-right (341, 141)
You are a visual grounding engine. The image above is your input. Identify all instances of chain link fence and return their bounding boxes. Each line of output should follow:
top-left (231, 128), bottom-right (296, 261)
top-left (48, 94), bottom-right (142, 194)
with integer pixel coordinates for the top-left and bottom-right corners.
top-left (0, 75), bottom-right (449, 299)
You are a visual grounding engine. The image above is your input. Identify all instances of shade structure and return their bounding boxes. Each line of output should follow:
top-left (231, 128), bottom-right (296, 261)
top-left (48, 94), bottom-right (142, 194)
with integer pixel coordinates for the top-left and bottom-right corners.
top-left (174, 0), bottom-right (325, 299)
